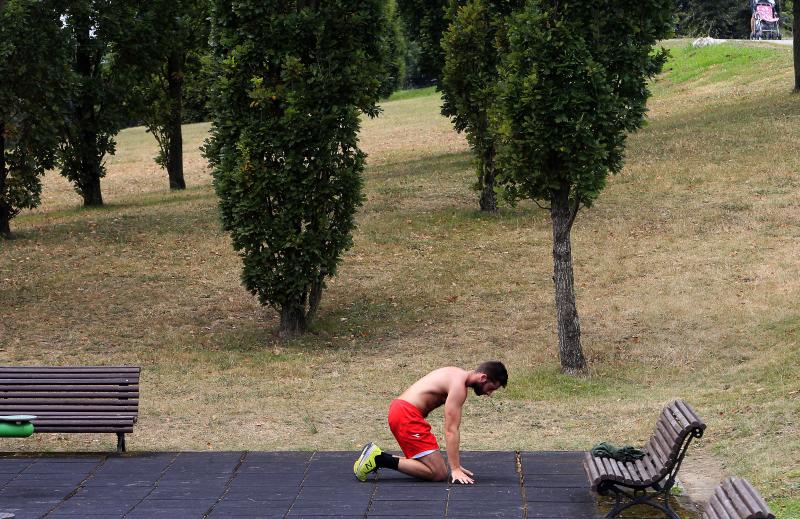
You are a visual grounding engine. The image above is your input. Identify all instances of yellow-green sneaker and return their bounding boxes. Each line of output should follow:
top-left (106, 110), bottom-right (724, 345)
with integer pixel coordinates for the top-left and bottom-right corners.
top-left (353, 442), bottom-right (382, 481)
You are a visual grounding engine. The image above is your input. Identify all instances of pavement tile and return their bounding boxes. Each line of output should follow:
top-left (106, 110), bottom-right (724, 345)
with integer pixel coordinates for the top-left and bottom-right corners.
top-left (526, 500), bottom-right (601, 518)
top-left (368, 499), bottom-right (446, 516)
top-left (372, 486), bottom-right (447, 500)
top-left (524, 473), bottom-right (589, 488)
top-left (49, 497), bottom-right (136, 515)
top-left (0, 451), bottom-right (616, 519)
top-left (525, 486), bottom-right (594, 502)
top-left (72, 485), bottom-right (154, 500)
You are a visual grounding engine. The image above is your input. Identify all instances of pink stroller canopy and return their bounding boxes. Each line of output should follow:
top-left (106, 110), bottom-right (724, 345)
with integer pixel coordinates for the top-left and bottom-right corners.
top-left (755, 4), bottom-right (779, 22)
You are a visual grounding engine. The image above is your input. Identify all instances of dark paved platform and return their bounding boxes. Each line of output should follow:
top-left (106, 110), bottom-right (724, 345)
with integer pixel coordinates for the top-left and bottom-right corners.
top-left (0, 451), bottom-right (698, 519)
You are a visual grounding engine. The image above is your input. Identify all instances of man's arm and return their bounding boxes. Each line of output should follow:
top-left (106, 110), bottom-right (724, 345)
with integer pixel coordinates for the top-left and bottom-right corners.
top-left (444, 382), bottom-right (473, 484)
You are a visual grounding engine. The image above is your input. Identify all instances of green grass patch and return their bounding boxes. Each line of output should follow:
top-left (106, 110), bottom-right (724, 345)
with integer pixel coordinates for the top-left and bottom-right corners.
top-left (658, 42), bottom-right (784, 85)
top-left (505, 367), bottom-right (636, 401)
top-left (770, 498), bottom-right (800, 518)
top-left (383, 85), bottom-right (438, 103)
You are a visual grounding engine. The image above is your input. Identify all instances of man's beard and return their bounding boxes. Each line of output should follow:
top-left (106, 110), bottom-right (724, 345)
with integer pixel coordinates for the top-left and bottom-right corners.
top-left (471, 383), bottom-right (485, 396)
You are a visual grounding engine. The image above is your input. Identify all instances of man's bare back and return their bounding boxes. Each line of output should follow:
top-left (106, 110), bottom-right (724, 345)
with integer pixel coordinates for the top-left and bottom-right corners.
top-left (397, 366), bottom-right (469, 417)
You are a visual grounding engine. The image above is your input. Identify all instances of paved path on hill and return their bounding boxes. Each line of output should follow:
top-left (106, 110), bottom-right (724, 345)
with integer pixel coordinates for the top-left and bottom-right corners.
top-left (0, 451), bottom-right (698, 519)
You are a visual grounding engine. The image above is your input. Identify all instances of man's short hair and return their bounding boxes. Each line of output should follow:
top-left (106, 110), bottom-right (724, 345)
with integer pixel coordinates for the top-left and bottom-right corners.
top-left (476, 361), bottom-right (508, 387)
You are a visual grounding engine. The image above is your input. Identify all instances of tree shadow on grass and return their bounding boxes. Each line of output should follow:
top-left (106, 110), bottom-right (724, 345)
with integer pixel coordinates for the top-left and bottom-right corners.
top-left (366, 150), bottom-right (473, 182)
top-left (206, 293), bottom-right (427, 354)
top-left (7, 192), bottom-right (222, 247)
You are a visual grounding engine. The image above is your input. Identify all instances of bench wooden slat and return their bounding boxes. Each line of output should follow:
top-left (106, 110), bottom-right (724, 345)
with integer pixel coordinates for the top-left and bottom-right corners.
top-left (731, 477), bottom-right (772, 517)
top-left (675, 400), bottom-right (703, 427)
top-left (0, 378), bottom-right (138, 385)
top-left (608, 458), bottom-right (625, 479)
top-left (0, 388), bottom-right (139, 401)
top-left (725, 479), bottom-right (753, 517)
top-left (644, 453), bottom-right (662, 484)
top-left (34, 418), bottom-right (135, 425)
top-left (0, 405), bottom-right (138, 412)
top-left (669, 401), bottom-right (691, 428)
top-left (706, 496), bottom-right (730, 519)
top-left (0, 395), bottom-right (139, 407)
top-left (649, 431), bottom-right (670, 465)
top-left (33, 426), bottom-right (135, 433)
top-left (656, 417), bottom-right (679, 448)
top-left (661, 409), bottom-right (683, 441)
top-left (633, 457), bottom-right (650, 482)
top-left (617, 460), bottom-right (634, 481)
top-left (0, 378), bottom-right (139, 391)
top-left (583, 454), bottom-right (600, 490)
top-left (34, 414), bottom-right (135, 418)
top-left (0, 366), bottom-right (139, 372)
top-left (1, 403), bottom-right (137, 409)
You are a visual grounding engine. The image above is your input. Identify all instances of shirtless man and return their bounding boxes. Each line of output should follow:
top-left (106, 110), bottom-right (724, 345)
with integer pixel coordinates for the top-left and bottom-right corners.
top-left (353, 361), bottom-right (508, 484)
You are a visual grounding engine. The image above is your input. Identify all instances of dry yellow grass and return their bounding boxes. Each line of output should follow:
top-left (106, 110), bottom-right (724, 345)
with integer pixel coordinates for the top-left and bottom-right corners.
top-left (0, 40), bottom-right (797, 513)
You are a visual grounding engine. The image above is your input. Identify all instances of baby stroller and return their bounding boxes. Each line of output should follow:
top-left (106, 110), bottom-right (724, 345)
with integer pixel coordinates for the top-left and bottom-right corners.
top-left (750, 0), bottom-right (781, 40)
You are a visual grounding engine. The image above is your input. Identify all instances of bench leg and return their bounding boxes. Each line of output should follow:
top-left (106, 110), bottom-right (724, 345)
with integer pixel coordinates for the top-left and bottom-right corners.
top-left (117, 433), bottom-right (126, 453)
top-left (605, 487), bottom-right (679, 519)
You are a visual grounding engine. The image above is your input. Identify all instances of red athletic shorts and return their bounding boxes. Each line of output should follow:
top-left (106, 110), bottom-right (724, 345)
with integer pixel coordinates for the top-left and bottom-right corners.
top-left (387, 399), bottom-right (440, 459)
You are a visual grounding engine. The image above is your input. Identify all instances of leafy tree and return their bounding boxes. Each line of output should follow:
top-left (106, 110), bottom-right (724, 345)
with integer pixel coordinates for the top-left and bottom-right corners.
top-left (397, 0), bottom-right (449, 84)
top-left (205, 0), bottom-right (388, 337)
top-left (440, 0), bottom-right (522, 212)
top-left (676, 0), bottom-right (749, 38)
top-left (0, 0), bottom-right (71, 238)
top-left (495, 0), bottom-right (673, 375)
top-left (378, 0), bottom-right (408, 97)
top-left (58, 0), bottom-right (149, 206)
top-left (137, 0), bottom-right (210, 190)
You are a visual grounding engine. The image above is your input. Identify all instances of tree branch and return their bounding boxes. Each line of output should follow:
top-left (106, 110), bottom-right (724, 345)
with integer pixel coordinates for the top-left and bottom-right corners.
top-left (566, 194), bottom-right (581, 232)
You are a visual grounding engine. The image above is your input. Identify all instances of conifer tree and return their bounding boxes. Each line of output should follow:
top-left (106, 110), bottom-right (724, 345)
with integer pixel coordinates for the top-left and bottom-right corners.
top-left (440, 0), bottom-right (522, 212)
top-left (205, 0), bottom-right (388, 336)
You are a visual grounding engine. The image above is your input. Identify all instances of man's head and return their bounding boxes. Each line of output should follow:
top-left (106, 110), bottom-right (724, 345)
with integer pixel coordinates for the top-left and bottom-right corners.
top-left (471, 361), bottom-right (508, 396)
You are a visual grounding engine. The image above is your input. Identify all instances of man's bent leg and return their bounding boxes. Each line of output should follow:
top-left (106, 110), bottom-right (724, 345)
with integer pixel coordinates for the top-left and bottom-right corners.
top-left (397, 451), bottom-right (448, 482)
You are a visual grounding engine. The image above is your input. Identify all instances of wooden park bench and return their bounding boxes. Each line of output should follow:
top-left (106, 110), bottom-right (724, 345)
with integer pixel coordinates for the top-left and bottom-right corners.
top-left (583, 399), bottom-right (706, 519)
top-left (0, 366), bottom-right (140, 453)
top-left (703, 476), bottom-right (774, 519)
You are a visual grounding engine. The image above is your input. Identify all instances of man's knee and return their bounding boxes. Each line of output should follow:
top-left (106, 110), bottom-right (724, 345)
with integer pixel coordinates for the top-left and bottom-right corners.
top-left (420, 453), bottom-right (448, 482)
top-left (431, 467), bottom-right (448, 482)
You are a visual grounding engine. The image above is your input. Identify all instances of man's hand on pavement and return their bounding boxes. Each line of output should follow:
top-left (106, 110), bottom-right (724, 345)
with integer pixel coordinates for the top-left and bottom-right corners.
top-left (451, 467), bottom-right (474, 484)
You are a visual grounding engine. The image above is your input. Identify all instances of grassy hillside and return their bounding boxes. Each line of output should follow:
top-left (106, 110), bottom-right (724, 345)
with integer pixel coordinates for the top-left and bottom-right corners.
top-left (1, 40), bottom-right (798, 516)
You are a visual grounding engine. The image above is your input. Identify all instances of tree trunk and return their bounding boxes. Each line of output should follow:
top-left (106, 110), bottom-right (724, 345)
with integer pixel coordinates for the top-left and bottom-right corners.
top-left (479, 148), bottom-right (498, 213)
top-left (0, 120), bottom-right (11, 239)
top-left (74, 20), bottom-right (103, 207)
top-left (306, 276), bottom-right (324, 324)
top-left (550, 184), bottom-right (587, 375)
top-left (166, 50), bottom-right (185, 190)
top-left (75, 123), bottom-right (104, 206)
top-left (80, 169), bottom-right (104, 206)
top-left (279, 303), bottom-right (307, 338)
top-left (794, 0), bottom-right (800, 90)
top-left (0, 208), bottom-right (10, 239)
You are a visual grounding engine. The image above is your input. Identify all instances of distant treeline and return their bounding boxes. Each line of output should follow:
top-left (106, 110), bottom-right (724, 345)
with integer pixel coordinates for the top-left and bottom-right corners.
top-left (676, 0), bottom-right (791, 39)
